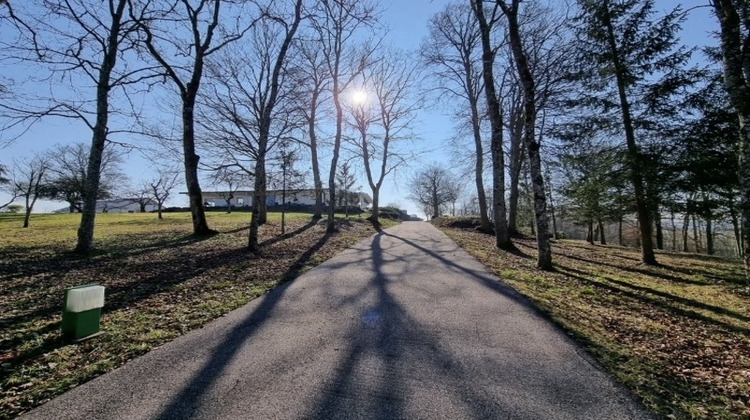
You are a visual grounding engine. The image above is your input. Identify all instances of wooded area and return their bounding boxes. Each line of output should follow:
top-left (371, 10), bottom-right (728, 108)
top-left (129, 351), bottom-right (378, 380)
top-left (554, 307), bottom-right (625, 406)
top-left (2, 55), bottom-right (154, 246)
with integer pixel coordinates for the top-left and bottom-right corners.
top-left (0, 0), bottom-right (748, 280)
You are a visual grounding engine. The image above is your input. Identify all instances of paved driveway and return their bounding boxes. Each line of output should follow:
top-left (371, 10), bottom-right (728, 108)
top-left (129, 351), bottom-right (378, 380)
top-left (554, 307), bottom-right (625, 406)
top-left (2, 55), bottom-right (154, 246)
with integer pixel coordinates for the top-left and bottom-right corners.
top-left (25, 221), bottom-right (652, 419)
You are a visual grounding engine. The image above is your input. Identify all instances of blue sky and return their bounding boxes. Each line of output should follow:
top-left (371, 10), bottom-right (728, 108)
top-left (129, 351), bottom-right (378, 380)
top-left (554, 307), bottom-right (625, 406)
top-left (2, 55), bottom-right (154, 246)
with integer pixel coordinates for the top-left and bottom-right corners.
top-left (0, 0), bottom-right (718, 217)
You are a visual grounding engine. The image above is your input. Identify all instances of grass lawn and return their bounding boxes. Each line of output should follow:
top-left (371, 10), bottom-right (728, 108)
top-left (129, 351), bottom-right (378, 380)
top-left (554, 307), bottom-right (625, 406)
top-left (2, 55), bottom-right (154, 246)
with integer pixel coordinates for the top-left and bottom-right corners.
top-left (0, 211), bottom-right (389, 418)
top-left (434, 219), bottom-right (750, 419)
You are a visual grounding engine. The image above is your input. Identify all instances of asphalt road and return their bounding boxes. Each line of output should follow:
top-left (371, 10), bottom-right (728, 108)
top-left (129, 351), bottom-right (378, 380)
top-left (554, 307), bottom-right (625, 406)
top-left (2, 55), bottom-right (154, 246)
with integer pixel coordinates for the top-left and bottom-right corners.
top-left (25, 221), bottom-right (653, 420)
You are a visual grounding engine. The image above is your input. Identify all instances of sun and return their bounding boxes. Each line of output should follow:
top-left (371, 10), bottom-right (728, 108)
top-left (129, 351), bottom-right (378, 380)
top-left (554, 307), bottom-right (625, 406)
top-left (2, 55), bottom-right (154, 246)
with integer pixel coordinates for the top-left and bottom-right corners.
top-left (351, 90), bottom-right (368, 105)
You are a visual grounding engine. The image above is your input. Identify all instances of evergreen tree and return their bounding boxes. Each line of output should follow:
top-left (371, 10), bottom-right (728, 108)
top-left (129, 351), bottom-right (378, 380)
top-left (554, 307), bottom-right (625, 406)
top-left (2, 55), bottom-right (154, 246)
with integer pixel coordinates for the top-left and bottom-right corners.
top-left (568, 0), bottom-right (693, 265)
top-left (674, 76), bottom-right (741, 255)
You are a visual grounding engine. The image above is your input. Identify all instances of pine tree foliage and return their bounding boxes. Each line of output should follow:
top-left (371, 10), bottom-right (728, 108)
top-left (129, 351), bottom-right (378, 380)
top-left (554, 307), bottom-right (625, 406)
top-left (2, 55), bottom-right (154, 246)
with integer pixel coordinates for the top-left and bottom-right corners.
top-left (565, 0), bottom-right (696, 264)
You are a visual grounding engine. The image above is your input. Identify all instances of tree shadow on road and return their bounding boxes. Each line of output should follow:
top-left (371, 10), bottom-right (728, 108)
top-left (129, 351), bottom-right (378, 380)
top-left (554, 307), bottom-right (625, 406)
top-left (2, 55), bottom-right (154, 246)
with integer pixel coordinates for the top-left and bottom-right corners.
top-left (153, 231), bottom-right (333, 419)
top-left (306, 232), bottom-right (501, 418)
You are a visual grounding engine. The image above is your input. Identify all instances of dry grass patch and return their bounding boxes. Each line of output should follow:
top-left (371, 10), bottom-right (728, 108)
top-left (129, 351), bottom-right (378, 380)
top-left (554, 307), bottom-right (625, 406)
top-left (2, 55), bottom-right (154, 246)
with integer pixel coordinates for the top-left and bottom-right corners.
top-left (0, 212), bottom-right (384, 417)
top-left (438, 224), bottom-right (749, 420)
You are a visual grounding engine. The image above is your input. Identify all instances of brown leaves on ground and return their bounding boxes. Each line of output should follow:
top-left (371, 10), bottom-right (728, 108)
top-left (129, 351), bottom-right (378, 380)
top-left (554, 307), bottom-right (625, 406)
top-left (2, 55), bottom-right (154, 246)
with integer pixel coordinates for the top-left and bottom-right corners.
top-left (440, 226), bottom-right (749, 420)
top-left (0, 213), bottom-right (380, 418)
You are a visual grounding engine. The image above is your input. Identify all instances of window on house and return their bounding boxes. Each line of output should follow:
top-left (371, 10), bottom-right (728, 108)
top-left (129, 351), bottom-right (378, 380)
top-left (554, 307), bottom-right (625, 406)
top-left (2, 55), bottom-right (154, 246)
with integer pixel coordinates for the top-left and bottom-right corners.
top-left (238, 198), bottom-right (244, 205)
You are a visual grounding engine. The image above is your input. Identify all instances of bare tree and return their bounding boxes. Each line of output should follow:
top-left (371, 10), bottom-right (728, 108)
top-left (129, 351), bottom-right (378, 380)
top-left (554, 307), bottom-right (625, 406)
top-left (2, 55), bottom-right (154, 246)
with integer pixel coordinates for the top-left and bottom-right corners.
top-left (310, 0), bottom-right (379, 233)
top-left (271, 141), bottom-right (304, 234)
top-left (128, 185), bottom-right (155, 213)
top-left (287, 39), bottom-right (331, 220)
top-left (198, 0), bottom-right (304, 250)
top-left (422, 2), bottom-right (492, 232)
top-left (134, 0), bottom-right (255, 237)
top-left (409, 163), bottom-right (460, 219)
top-left (43, 143), bottom-right (124, 214)
top-left (498, 3), bottom-right (571, 239)
top-left (245, 0), bottom-right (303, 251)
top-left (10, 154), bottom-right (50, 228)
top-left (494, 0), bottom-right (552, 270)
top-left (347, 50), bottom-right (420, 226)
top-left (2, 0), bottom-right (149, 253)
top-left (471, 0), bottom-right (512, 249)
top-left (149, 170), bottom-right (180, 220)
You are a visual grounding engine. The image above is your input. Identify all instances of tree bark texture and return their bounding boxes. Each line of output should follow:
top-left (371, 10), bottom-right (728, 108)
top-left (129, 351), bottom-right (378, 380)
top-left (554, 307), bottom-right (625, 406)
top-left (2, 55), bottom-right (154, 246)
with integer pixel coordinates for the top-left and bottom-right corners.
top-left (327, 96), bottom-right (342, 232)
top-left (693, 215), bottom-right (703, 254)
top-left (498, 0), bottom-right (552, 269)
top-left (682, 211), bottom-right (690, 252)
top-left (730, 207), bottom-right (742, 257)
top-left (654, 210), bottom-right (664, 250)
top-left (507, 101), bottom-right (524, 235)
top-left (182, 94), bottom-right (212, 236)
top-left (249, 153), bottom-right (266, 251)
top-left (470, 101), bottom-right (492, 232)
top-left (472, 0), bottom-right (512, 249)
top-left (309, 91), bottom-right (324, 219)
top-left (546, 169), bottom-right (558, 239)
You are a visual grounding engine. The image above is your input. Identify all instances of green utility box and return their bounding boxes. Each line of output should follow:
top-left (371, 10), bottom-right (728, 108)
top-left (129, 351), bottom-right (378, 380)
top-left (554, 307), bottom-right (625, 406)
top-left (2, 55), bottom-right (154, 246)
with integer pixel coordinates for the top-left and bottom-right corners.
top-left (62, 284), bottom-right (105, 343)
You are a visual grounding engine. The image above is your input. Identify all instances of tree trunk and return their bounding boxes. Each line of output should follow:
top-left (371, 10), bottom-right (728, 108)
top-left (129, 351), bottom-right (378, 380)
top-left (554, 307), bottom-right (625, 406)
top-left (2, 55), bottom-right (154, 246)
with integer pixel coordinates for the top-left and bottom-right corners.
top-left (182, 93), bottom-right (213, 236)
top-left (73, 0), bottom-right (129, 254)
top-left (654, 210), bottom-right (664, 250)
top-left (327, 92), bottom-right (343, 232)
top-left (587, 220), bottom-right (594, 245)
top-left (158, 205), bottom-right (163, 220)
top-left (706, 216), bottom-right (715, 255)
top-left (258, 192), bottom-right (267, 224)
top-left (598, 218), bottom-right (606, 245)
top-left (470, 102), bottom-right (492, 232)
top-left (23, 194), bottom-right (32, 229)
top-left (671, 211), bottom-right (677, 251)
top-left (547, 172), bottom-right (558, 240)
top-left (75, 120), bottom-right (107, 254)
top-left (682, 211), bottom-right (690, 252)
top-left (371, 187), bottom-right (380, 225)
top-left (249, 154), bottom-right (265, 252)
top-left (601, 0), bottom-right (656, 265)
top-left (472, 0), bottom-right (512, 250)
top-left (730, 206), bottom-right (742, 257)
top-left (249, 0), bottom-right (302, 244)
top-left (309, 100), bottom-right (323, 219)
top-left (710, 0), bottom-right (749, 279)
top-left (693, 214), bottom-right (701, 253)
top-left (499, 0), bottom-right (552, 269)
top-left (507, 110), bottom-right (524, 235)
top-left (432, 182), bottom-right (440, 219)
